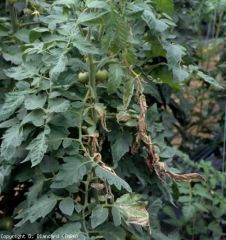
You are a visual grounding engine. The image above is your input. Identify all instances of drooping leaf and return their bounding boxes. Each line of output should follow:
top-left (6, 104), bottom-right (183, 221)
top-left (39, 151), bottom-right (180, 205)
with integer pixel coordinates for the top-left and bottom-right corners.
top-left (0, 91), bottom-right (27, 121)
top-left (111, 131), bottom-right (133, 162)
top-left (59, 197), bottom-right (75, 216)
top-left (15, 193), bottom-right (59, 227)
top-left (1, 124), bottom-right (23, 160)
top-left (107, 63), bottom-right (125, 95)
top-left (23, 131), bottom-right (48, 167)
top-left (95, 166), bottom-right (132, 192)
top-left (51, 155), bottom-right (87, 188)
top-left (90, 205), bottom-right (109, 229)
top-left (197, 70), bottom-right (224, 89)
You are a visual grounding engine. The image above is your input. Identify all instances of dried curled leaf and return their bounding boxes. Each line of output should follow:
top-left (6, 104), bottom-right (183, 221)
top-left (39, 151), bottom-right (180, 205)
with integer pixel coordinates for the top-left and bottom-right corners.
top-left (97, 109), bottom-right (111, 132)
top-left (154, 162), bottom-right (206, 183)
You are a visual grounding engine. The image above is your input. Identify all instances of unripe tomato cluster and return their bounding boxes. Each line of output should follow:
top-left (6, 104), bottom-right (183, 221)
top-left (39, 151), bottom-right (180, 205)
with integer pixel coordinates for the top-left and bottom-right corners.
top-left (78, 69), bottom-right (109, 84)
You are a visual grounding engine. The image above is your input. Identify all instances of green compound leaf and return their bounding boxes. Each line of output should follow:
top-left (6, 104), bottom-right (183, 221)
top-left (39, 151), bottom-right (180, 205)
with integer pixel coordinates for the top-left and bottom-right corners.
top-left (51, 155), bottom-right (87, 188)
top-left (90, 205), bottom-right (109, 229)
top-left (59, 197), bottom-right (75, 216)
top-left (95, 166), bottom-right (132, 192)
top-left (23, 131), bottom-right (48, 167)
top-left (15, 193), bottom-right (59, 227)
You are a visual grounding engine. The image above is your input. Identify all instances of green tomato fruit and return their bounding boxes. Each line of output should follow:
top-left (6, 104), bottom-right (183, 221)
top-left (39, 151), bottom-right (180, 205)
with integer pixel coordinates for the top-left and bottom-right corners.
top-left (96, 69), bottom-right (109, 82)
top-left (0, 216), bottom-right (14, 230)
top-left (78, 72), bottom-right (89, 84)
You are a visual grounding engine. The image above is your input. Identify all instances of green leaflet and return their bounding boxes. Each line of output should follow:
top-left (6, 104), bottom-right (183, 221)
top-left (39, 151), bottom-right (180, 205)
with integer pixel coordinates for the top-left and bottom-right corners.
top-left (96, 222), bottom-right (126, 240)
top-left (197, 70), bottom-right (224, 89)
top-left (21, 109), bottom-right (45, 127)
top-left (152, 0), bottom-right (174, 17)
top-left (123, 77), bottom-right (134, 109)
top-left (51, 155), bottom-right (87, 188)
top-left (23, 131), bottom-right (48, 167)
top-left (24, 94), bottom-right (47, 110)
top-left (0, 91), bottom-right (27, 121)
top-left (1, 124), bottom-right (23, 160)
top-left (112, 19), bottom-right (130, 51)
top-left (52, 222), bottom-right (84, 240)
top-left (15, 193), bottom-right (59, 227)
top-left (26, 176), bottom-right (44, 207)
top-left (182, 205), bottom-right (196, 222)
top-left (111, 131), bottom-right (133, 163)
top-left (162, 41), bottom-right (186, 70)
top-left (4, 64), bottom-right (39, 80)
top-left (47, 98), bottom-right (70, 113)
top-left (59, 197), bottom-right (75, 216)
top-left (90, 205), bottom-right (109, 229)
top-left (107, 63), bottom-right (125, 95)
top-left (95, 166), bottom-right (132, 192)
top-left (72, 36), bottom-right (101, 55)
top-left (112, 206), bottom-right (121, 226)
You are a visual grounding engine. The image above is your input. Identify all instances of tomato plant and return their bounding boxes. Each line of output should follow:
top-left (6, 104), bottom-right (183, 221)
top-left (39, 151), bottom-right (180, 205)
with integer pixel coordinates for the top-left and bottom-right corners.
top-left (0, 0), bottom-right (224, 239)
